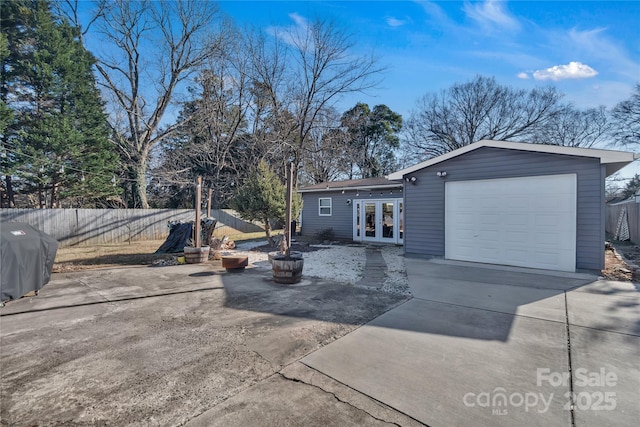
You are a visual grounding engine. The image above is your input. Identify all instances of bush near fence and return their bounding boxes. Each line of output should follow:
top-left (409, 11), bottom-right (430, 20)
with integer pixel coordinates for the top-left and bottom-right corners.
top-left (606, 200), bottom-right (640, 244)
top-left (0, 208), bottom-right (263, 247)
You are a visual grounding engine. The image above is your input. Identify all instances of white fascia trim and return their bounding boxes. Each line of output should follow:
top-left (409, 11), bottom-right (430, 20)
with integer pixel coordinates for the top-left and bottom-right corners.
top-left (387, 140), bottom-right (637, 180)
top-left (298, 184), bottom-right (402, 193)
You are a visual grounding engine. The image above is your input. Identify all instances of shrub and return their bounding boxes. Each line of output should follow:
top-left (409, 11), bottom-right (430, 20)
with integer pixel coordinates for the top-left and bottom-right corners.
top-left (315, 228), bottom-right (335, 242)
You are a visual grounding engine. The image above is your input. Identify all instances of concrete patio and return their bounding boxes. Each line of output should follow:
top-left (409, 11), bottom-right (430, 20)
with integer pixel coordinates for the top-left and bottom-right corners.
top-left (1, 255), bottom-right (639, 426)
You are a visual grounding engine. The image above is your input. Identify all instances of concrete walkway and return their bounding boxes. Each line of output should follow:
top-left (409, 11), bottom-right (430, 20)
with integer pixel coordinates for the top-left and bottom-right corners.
top-left (356, 246), bottom-right (387, 289)
top-left (302, 259), bottom-right (640, 427)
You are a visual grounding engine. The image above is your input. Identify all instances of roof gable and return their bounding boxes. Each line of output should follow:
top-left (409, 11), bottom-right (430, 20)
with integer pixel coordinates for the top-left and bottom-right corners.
top-left (387, 140), bottom-right (637, 179)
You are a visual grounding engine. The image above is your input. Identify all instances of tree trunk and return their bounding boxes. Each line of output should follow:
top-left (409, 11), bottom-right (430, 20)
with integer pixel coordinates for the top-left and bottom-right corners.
top-left (3, 175), bottom-right (15, 207)
top-left (38, 182), bottom-right (45, 208)
top-left (129, 161), bottom-right (149, 208)
top-left (49, 182), bottom-right (58, 208)
top-left (263, 217), bottom-right (274, 247)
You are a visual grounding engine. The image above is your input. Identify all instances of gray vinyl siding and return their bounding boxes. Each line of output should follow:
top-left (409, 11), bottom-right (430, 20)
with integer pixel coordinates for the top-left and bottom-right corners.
top-left (300, 191), bottom-right (355, 239)
top-left (404, 147), bottom-right (604, 271)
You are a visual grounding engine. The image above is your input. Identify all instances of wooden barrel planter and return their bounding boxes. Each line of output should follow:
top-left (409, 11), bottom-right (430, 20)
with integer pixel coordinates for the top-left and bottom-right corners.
top-left (272, 254), bottom-right (304, 284)
top-left (222, 256), bottom-right (248, 272)
top-left (268, 251), bottom-right (302, 265)
top-left (183, 246), bottom-right (210, 264)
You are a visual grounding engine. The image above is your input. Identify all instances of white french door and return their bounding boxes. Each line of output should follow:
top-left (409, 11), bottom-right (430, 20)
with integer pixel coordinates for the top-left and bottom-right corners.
top-left (353, 199), bottom-right (403, 244)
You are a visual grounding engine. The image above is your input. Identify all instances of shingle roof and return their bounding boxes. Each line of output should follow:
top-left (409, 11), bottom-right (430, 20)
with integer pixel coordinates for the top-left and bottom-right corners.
top-left (299, 177), bottom-right (402, 193)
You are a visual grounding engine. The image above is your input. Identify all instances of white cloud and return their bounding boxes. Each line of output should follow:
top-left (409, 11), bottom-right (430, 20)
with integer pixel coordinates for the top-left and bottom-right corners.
top-left (416, 1), bottom-right (448, 22)
top-left (288, 12), bottom-right (308, 29)
top-left (517, 72), bottom-right (530, 79)
top-left (266, 13), bottom-right (309, 44)
top-left (386, 17), bottom-right (406, 28)
top-left (532, 61), bottom-right (598, 81)
top-left (463, 0), bottom-right (520, 31)
top-left (566, 27), bottom-right (639, 80)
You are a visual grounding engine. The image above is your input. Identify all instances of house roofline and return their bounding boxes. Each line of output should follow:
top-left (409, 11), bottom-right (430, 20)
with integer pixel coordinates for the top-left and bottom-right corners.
top-left (387, 140), bottom-right (637, 179)
top-left (298, 183), bottom-right (402, 193)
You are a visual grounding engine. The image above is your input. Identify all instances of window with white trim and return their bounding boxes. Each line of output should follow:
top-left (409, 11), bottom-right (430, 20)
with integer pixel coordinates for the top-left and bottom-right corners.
top-left (319, 198), bottom-right (332, 216)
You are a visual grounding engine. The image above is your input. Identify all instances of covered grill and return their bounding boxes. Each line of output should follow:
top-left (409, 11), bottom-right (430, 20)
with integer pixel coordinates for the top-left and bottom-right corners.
top-left (1, 222), bottom-right (58, 302)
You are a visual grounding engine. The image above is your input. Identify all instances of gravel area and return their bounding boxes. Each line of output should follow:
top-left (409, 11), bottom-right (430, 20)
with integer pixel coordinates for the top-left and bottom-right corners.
top-left (380, 246), bottom-right (412, 296)
top-left (303, 245), bottom-right (366, 285)
top-left (227, 241), bottom-right (412, 296)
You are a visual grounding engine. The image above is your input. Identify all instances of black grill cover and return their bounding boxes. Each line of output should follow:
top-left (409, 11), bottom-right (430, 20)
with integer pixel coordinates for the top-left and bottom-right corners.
top-left (1, 222), bottom-right (58, 302)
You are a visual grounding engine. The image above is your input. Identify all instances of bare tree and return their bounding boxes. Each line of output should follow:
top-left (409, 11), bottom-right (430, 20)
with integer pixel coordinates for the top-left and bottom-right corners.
top-left (287, 18), bottom-right (384, 179)
top-left (530, 105), bottom-right (610, 148)
top-left (611, 83), bottom-right (640, 149)
top-left (299, 107), bottom-right (353, 184)
top-left (151, 41), bottom-right (252, 209)
top-left (242, 18), bottom-right (384, 184)
top-left (90, 0), bottom-right (228, 207)
top-left (403, 76), bottom-right (563, 161)
top-left (242, 26), bottom-right (295, 167)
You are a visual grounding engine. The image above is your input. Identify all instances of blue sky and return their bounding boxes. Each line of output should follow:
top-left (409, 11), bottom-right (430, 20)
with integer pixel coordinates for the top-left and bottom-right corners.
top-left (218, 0), bottom-right (640, 120)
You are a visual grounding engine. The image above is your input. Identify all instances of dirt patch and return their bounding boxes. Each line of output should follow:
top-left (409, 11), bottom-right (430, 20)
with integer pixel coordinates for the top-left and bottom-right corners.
top-left (611, 241), bottom-right (640, 265)
top-left (601, 240), bottom-right (640, 282)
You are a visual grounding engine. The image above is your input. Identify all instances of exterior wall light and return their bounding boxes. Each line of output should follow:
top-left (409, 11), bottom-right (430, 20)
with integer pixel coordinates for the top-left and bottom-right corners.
top-left (405, 176), bottom-right (418, 185)
top-left (436, 171), bottom-right (447, 177)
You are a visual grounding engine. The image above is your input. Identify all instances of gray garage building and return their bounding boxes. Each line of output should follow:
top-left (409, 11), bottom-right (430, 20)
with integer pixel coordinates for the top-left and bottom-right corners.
top-left (387, 140), bottom-right (636, 272)
top-left (300, 140), bottom-right (636, 272)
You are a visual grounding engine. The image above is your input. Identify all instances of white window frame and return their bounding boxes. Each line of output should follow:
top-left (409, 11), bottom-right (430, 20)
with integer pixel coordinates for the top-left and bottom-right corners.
top-left (319, 197), bottom-right (332, 216)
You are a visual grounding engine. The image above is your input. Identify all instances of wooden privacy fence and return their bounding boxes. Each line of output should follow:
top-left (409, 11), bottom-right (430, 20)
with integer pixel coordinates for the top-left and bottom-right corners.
top-left (0, 208), bottom-right (263, 247)
top-left (606, 201), bottom-right (640, 244)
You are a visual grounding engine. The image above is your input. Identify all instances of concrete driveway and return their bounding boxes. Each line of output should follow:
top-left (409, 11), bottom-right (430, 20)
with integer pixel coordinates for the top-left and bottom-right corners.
top-left (302, 259), bottom-right (640, 427)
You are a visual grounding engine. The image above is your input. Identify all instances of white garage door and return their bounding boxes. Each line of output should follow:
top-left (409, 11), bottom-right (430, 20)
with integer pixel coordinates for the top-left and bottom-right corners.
top-left (445, 174), bottom-right (577, 272)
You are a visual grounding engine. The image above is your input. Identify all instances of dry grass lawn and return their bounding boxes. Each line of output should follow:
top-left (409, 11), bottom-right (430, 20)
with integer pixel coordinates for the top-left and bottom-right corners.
top-left (53, 233), bottom-right (639, 281)
top-left (53, 240), bottom-right (170, 273)
top-left (52, 231), bottom-right (279, 273)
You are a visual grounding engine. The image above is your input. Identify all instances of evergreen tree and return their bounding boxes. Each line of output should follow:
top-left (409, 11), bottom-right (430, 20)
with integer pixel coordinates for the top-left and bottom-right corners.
top-left (341, 103), bottom-right (402, 178)
top-left (231, 160), bottom-right (302, 246)
top-left (1, 0), bottom-right (120, 207)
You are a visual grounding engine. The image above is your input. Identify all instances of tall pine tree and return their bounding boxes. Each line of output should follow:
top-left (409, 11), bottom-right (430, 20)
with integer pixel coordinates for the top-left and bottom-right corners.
top-left (1, 0), bottom-right (120, 207)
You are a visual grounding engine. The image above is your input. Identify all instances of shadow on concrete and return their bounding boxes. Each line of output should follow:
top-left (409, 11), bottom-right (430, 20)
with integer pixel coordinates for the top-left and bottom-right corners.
top-left (1, 265), bottom-right (405, 331)
top-left (1, 285), bottom-right (225, 317)
top-left (4, 260), bottom-right (638, 346)
top-left (219, 271), bottom-right (406, 327)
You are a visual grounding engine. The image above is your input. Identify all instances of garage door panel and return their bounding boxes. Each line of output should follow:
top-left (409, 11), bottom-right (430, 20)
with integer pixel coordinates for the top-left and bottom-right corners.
top-left (453, 216), bottom-right (475, 226)
top-left (445, 174), bottom-right (576, 272)
top-left (534, 214), bottom-right (563, 227)
top-left (533, 232), bottom-right (560, 246)
top-left (505, 216), bottom-right (528, 226)
top-left (479, 216), bottom-right (500, 227)
top-left (479, 197), bottom-right (500, 209)
top-left (504, 230), bottom-right (529, 242)
top-left (506, 196), bottom-right (530, 209)
top-left (507, 249), bottom-right (530, 262)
